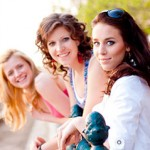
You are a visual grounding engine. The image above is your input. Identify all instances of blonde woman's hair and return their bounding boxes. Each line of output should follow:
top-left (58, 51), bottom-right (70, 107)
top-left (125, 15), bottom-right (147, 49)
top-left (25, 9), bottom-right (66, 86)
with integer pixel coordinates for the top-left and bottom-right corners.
top-left (0, 49), bottom-right (40, 131)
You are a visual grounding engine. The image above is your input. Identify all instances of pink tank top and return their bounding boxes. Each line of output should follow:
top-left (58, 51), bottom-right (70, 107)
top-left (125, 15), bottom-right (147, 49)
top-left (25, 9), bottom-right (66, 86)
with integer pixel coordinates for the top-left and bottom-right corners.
top-left (42, 89), bottom-right (68, 118)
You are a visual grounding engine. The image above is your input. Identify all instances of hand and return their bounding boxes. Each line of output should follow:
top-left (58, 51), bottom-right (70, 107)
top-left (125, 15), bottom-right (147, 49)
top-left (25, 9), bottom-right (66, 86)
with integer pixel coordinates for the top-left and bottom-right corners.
top-left (57, 119), bottom-right (80, 150)
top-left (31, 137), bottom-right (46, 150)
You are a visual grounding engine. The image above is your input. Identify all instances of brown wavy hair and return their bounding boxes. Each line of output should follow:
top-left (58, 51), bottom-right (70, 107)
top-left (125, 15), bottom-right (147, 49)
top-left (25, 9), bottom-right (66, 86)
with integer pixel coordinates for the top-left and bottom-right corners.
top-left (92, 8), bottom-right (150, 94)
top-left (36, 13), bottom-right (92, 78)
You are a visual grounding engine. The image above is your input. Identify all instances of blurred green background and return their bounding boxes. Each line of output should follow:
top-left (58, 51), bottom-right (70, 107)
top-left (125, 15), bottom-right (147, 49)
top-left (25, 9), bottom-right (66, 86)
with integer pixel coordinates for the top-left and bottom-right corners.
top-left (77, 0), bottom-right (150, 36)
top-left (58, 0), bottom-right (150, 36)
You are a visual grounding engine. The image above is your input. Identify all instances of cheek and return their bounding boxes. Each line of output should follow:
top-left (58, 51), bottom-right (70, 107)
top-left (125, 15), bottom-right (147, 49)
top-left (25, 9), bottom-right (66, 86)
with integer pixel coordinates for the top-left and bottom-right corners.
top-left (49, 46), bottom-right (55, 53)
top-left (48, 49), bottom-right (54, 58)
top-left (28, 68), bottom-right (34, 78)
top-left (6, 75), bottom-right (11, 81)
top-left (7, 77), bottom-right (15, 85)
top-left (112, 49), bottom-right (126, 66)
top-left (69, 41), bottom-right (78, 49)
top-left (112, 44), bottom-right (126, 58)
top-left (93, 47), bottom-right (99, 58)
top-left (116, 49), bottom-right (126, 60)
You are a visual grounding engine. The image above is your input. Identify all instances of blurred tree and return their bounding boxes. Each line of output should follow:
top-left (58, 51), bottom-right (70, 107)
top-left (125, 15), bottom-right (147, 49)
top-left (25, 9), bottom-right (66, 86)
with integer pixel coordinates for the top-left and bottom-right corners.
top-left (77, 0), bottom-right (150, 35)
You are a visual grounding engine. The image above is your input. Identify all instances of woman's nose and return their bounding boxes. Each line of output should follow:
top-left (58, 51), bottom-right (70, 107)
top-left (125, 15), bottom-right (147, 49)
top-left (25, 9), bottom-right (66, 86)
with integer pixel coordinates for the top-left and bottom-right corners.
top-left (14, 70), bottom-right (21, 78)
top-left (56, 43), bottom-right (64, 52)
top-left (98, 45), bottom-right (107, 55)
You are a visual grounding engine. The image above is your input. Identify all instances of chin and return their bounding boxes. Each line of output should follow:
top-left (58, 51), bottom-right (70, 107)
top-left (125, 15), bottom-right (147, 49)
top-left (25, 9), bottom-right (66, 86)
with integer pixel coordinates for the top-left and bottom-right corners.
top-left (101, 66), bottom-right (113, 72)
top-left (21, 83), bottom-right (31, 89)
top-left (103, 68), bottom-right (110, 72)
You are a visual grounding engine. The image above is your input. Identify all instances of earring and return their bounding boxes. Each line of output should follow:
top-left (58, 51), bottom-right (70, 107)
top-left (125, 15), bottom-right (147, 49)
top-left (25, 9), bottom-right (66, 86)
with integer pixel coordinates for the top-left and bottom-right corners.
top-left (128, 52), bottom-right (137, 67)
top-left (78, 52), bottom-right (83, 63)
top-left (51, 59), bottom-right (56, 63)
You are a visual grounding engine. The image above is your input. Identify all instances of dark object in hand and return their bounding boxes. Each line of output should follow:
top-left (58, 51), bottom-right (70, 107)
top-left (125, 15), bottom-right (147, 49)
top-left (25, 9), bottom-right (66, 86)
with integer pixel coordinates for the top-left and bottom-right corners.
top-left (70, 104), bottom-right (83, 118)
top-left (83, 111), bottom-right (110, 150)
top-left (76, 138), bottom-right (91, 150)
top-left (67, 104), bottom-right (83, 150)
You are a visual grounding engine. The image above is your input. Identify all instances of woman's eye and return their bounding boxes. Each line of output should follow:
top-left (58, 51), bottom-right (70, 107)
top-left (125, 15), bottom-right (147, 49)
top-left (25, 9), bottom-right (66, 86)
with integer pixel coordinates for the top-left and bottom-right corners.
top-left (8, 71), bottom-right (13, 76)
top-left (107, 41), bottom-right (115, 46)
top-left (63, 37), bottom-right (69, 42)
top-left (93, 41), bottom-right (100, 47)
top-left (48, 42), bottom-right (55, 47)
top-left (17, 64), bottom-right (23, 69)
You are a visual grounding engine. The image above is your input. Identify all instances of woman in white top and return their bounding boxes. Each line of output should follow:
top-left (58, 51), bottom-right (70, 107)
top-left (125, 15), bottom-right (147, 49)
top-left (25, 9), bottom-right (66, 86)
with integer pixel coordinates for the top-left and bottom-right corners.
top-left (57, 8), bottom-right (150, 150)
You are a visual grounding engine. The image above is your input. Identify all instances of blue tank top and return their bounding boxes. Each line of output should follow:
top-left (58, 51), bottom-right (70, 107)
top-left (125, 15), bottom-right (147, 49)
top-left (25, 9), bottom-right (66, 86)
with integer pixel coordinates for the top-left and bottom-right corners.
top-left (69, 60), bottom-right (89, 108)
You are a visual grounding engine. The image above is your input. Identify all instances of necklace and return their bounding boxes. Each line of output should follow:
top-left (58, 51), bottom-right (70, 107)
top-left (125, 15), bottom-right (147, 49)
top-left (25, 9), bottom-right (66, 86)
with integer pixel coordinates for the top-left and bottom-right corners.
top-left (69, 60), bottom-right (89, 108)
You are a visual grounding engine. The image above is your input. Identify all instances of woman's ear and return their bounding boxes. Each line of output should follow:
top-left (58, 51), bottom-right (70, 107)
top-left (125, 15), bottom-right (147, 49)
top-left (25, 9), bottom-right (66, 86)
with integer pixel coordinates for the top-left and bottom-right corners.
top-left (76, 40), bottom-right (80, 46)
top-left (126, 47), bottom-right (130, 52)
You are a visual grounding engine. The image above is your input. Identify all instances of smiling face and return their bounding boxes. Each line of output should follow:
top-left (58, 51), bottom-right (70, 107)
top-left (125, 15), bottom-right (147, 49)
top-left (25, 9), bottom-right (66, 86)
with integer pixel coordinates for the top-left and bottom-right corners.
top-left (92, 22), bottom-right (129, 72)
top-left (47, 26), bottom-right (80, 67)
top-left (3, 55), bottom-right (34, 89)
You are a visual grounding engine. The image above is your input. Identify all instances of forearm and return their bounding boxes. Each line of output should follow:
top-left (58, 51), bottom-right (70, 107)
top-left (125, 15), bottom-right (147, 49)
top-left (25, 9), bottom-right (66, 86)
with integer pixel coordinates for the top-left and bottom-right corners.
top-left (82, 58), bottom-right (106, 118)
top-left (52, 117), bottom-right (69, 124)
top-left (73, 117), bottom-right (86, 136)
top-left (33, 111), bottom-right (69, 124)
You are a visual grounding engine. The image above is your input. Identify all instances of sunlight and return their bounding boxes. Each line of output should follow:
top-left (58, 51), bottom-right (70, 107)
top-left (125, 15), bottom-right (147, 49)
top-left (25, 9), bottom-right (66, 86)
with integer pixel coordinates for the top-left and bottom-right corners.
top-left (0, 0), bottom-right (73, 67)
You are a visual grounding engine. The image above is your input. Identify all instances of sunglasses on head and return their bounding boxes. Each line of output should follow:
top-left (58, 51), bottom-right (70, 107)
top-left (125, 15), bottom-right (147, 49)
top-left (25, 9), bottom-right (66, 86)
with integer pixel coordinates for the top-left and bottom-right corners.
top-left (106, 8), bottom-right (125, 19)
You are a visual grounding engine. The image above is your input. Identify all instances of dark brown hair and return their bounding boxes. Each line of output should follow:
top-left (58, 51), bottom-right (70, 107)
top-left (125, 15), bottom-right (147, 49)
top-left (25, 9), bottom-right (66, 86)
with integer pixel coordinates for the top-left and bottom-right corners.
top-left (92, 8), bottom-right (150, 94)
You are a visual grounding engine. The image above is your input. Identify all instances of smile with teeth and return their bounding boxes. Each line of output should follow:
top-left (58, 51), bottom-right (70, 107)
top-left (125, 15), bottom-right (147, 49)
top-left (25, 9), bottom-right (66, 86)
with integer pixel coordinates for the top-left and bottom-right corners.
top-left (58, 52), bottom-right (70, 57)
top-left (16, 75), bottom-right (27, 82)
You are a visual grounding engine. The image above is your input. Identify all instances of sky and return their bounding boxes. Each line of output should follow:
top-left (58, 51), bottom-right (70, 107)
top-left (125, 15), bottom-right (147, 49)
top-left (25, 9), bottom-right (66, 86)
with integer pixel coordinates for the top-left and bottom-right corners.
top-left (0, 0), bottom-right (73, 66)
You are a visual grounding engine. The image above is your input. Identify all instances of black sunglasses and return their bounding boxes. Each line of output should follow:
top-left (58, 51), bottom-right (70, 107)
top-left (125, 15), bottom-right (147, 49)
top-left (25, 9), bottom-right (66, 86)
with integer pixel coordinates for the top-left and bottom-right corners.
top-left (107, 9), bottom-right (125, 19)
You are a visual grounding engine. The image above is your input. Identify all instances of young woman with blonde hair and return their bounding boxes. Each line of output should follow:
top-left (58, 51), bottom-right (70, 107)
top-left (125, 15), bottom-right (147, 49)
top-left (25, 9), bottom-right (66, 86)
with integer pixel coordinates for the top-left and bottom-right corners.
top-left (0, 49), bottom-right (70, 131)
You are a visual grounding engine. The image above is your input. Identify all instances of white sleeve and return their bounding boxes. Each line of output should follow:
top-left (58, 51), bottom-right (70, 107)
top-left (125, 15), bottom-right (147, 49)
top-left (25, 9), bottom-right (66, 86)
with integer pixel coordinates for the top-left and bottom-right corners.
top-left (107, 77), bottom-right (143, 150)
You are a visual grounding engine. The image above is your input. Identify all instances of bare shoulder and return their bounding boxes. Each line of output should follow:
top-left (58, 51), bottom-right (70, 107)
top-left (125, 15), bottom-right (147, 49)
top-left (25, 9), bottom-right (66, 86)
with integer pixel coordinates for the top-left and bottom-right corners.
top-left (88, 56), bottom-right (107, 88)
top-left (88, 56), bottom-right (104, 75)
top-left (34, 72), bottom-right (57, 89)
top-left (35, 72), bottom-right (58, 83)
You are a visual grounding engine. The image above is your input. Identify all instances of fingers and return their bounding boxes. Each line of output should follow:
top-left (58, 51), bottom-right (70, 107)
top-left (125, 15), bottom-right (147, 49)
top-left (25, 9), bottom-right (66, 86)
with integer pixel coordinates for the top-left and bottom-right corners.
top-left (32, 137), bottom-right (46, 149)
top-left (58, 129), bottom-right (69, 150)
top-left (57, 119), bottom-right (71, 143)
top-left (57, 125), bottom-right (64, 149)
top-left (31, 145), bottom-right (38, 150)
top-left (74, 131), bottom-right (81, 145)
top-left (36, 137), bottom-right (46, 144)
top-left (57, 119), bottom-right (77, 150)
top-left (57, 121), bottom-right (70, 149)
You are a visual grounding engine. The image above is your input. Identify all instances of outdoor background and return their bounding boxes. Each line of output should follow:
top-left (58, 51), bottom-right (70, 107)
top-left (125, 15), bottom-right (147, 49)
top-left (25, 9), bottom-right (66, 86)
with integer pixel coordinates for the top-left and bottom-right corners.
top-left (0, 0), bottom-right (150, 149)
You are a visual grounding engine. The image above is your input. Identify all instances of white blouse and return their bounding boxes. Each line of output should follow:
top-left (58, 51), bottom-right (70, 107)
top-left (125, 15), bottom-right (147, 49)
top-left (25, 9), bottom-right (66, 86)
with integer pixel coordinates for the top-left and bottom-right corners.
top-left (93, 75), bottom-right (150, 150)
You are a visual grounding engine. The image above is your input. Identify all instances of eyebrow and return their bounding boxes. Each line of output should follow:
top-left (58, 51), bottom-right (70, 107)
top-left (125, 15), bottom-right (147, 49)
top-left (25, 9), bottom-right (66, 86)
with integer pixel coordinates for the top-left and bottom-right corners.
top-left (92, 37), bottom-right (115, 41)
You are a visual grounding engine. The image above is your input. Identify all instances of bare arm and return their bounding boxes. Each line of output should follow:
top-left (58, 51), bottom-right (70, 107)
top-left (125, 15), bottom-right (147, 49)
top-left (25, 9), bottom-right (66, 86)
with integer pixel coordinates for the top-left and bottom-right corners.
top-left (31, 119), bottom-right (74, 150)
top-left (32, 136), bottom-right (58, 150)
top-left (64, 79), bottom-right (77, 108)
top-left (34, 72), bottom-right (70, 117)
top-left (83, 56), bottom-right (107, 118)
top-left (57, 57), bottom-right (108, 149)
top-left (57, 117), bottom-right (86, 150)
top-left (58, 117), bottom-right (110, 149)
top-left (31, 107), bottom-right (69, 124)
top-left (41, 137), bottom-right (58, 150)
top-left (32, 58), bottom-right (107, 149)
